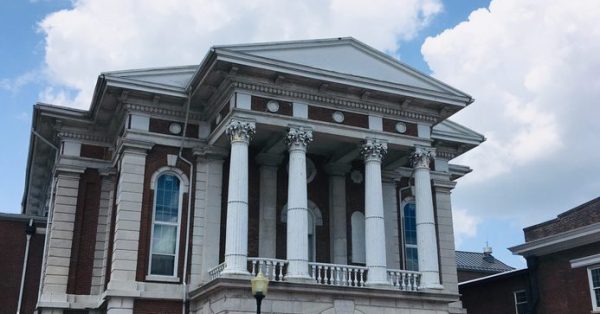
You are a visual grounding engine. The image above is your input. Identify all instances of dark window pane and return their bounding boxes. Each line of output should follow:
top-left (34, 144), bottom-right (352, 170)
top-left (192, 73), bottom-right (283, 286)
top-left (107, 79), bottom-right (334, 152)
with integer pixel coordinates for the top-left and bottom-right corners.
top-left (151, 254), bottom-right (175, 276)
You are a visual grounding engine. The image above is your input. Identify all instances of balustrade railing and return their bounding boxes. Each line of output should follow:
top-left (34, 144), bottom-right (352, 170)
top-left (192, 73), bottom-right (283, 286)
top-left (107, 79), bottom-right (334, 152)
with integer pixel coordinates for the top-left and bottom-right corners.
top-left (208, 262), bottom-right (226, 280)
top-left (207, 259), bottom-right (421, 292)
top-left (248, 257), bottom-right (287, 282)
top-left (387, 269), bottom-right (421, 291)
top-left (309, 262), bottom-right (368, 287)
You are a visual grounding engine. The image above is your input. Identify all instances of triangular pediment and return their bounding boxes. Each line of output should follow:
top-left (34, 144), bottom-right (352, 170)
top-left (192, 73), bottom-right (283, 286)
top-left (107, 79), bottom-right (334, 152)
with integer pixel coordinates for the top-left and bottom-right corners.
top-left (103, 65), bottom-right (198, 89)
top-left (217, 38), bottom-right (469, 98)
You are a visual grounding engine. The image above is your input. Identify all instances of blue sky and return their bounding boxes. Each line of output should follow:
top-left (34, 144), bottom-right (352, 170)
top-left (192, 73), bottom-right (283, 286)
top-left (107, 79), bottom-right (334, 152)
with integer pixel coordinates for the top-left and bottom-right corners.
top-left (2, 0), bottom-right (599, 269)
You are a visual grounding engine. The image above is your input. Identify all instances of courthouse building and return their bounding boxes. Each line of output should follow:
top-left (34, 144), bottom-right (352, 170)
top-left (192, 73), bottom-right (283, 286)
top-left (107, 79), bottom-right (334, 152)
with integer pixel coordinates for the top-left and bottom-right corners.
top-left (15, 38), bottom-right (485, 313)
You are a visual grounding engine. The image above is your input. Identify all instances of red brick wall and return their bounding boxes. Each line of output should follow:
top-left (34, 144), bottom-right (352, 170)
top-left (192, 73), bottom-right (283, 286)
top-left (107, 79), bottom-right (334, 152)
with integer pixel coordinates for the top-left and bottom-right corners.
top-left (251, 96), bottom-right (293, 116)
top-left (525, 197), bottom-right (600, 241)
top-left (535, 243), bottom-right (598, 314)
top-left (460, 270), bottom-right (529, 314)
top-left (0, 218), bottom-right (45, 314)
top-left (149, 118), bottom-right (199, 138)
top-left (133, 299), bottom-right (182, 314)
top-left (68, 168), bottom-right (102, 295)
top-left (136, 145), bottom-right (194, 283)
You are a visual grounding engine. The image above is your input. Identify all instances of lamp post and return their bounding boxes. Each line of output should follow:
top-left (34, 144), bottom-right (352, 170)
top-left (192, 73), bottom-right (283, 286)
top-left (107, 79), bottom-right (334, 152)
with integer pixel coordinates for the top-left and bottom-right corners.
top-left (251, 271), bottom-right (269, 314)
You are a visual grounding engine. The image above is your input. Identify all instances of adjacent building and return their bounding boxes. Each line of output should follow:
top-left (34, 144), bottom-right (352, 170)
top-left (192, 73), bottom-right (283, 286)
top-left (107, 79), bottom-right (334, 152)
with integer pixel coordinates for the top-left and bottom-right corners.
top-left (460, 196), bottom-right (600, 314)
top-left (456, 248), bottom-right (514, 282)
top-left (15, 38), bottom-right (485, 313)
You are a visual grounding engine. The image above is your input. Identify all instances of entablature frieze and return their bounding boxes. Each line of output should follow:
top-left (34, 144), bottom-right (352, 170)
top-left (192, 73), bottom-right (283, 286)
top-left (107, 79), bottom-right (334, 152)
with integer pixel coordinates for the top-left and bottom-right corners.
top-left (208, 109), bottom-right (431, 149)
top-left (229, 80), bottom-right (439, 123)
top-left (124, 102), bottom-right (203, 122)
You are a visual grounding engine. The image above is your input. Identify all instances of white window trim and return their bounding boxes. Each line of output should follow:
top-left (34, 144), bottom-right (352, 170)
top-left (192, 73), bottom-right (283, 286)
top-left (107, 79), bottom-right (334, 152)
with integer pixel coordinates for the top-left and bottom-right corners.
top-left (400, 197), bottom-right (418, 271)
top-left (146, 168), bottom-right (189, 281)
top-left (513, 290), bottom-right (527, 314)
top-left (588, 266), bottom-right (600, 312)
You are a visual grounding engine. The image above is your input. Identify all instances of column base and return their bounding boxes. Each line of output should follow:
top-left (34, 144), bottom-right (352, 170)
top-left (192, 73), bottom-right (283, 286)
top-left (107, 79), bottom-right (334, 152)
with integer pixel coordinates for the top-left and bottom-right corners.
top-left (221, 270), bottom-right (252, 280)
top-left (365, 281), bottom-right (391, 289)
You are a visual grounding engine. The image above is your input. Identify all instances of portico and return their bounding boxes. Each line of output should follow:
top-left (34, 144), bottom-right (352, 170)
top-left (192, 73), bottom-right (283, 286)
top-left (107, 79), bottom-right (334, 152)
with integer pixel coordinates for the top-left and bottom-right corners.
top-left (210, 93), bottom-right (444, 290)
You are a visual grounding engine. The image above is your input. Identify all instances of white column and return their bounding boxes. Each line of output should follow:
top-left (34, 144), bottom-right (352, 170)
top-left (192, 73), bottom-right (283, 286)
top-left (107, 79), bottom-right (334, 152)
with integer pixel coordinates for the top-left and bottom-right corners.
top-left (109, 145), bottom-right (148, 292)
top-left (257, 153), bottom-right (283, 258)
top-left (361, 138), bottom-right (389, 286)
top-left (325, 163), bottom-right (351, 265)
top-left (222, 119), bottom-right (255, 275)
top-left (411, 146), bottom-right (442, 289)
top-left (41, 170), bottom-right (81, 295)
top-left (285, 127), bottom-right (313, 280)
top-left (191, 153), bottom-right (225, 285)
top-left (91, 175), bottom-right (114, 295)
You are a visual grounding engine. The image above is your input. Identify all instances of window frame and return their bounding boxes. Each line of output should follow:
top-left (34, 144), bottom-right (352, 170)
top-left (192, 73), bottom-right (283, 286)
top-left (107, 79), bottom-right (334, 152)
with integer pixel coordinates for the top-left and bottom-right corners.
top-left (146, 168), bottom-right (188, 282)
top-left (513, 290), bottom-right (528, 314)
top-left (400, 197), bottom-right (418, 271)
top-left (588, 266), bottom-right (600, 311)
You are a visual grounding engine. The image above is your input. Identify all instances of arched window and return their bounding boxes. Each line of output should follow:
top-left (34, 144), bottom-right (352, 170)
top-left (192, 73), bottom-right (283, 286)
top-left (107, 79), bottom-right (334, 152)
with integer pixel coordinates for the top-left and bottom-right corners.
top-left (351, 211), bottom-right (365, 264)
top-left (149, 173), bottom-right (183, 277)
top-left (401, 198), bottom-right (418, 271)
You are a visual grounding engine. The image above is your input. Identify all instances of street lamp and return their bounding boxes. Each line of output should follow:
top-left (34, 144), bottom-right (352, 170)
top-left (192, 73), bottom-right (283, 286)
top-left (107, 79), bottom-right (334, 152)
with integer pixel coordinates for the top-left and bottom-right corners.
top-left (251, 271), bottom-right (269, 314)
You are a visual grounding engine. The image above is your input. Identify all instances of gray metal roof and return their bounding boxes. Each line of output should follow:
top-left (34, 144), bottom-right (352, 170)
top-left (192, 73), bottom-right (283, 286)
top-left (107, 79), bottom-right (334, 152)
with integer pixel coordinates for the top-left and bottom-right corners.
top-left (456, 250), bottom-right (514, 273)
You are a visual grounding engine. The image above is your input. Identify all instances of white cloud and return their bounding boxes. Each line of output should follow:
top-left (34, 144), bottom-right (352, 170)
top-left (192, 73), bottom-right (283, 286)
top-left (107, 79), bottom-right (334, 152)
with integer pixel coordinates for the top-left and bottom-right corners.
top-left (38, 0), bottom-right (442, 109)
top-left (452, 208), bottom-right (480, 247)
top-left (422, 0), bottom-right (600, 224)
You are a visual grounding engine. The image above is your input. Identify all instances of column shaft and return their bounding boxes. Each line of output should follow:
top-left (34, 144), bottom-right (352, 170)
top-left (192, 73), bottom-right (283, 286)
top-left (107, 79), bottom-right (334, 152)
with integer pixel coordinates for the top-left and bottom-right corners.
top-left (362, 139), bottom-right (388, 285)
top-left (412, 146), bottom-right (442, 289)
top-left (285, 127), bottom-right (312, 280)
top-left (222, 120), bottom-right (255, 275)
top-left (191, 156), bottom-right (224, 285)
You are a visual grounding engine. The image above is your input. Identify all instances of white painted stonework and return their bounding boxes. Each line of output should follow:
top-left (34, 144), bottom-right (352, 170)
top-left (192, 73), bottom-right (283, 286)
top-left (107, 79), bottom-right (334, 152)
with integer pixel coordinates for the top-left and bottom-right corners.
top-left (285, 127), bottom-right (313, 280)
top-left (361, 138), bottom-right (389, 286)
top-left (412, 146), bottom-right (442, 289)
top-left (222, 119), bottom-right (255, 275)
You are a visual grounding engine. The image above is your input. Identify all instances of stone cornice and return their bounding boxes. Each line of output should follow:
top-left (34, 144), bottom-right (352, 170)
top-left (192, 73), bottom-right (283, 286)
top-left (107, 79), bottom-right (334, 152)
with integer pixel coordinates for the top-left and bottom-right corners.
top-left (232, 81), bottom-right (438, 123)
top-left (435, 150), bottom-right (456, 161)
top-left (125, 102), bottom-right (202, 121)
top-left (58, 131), bottom-right (111, 144)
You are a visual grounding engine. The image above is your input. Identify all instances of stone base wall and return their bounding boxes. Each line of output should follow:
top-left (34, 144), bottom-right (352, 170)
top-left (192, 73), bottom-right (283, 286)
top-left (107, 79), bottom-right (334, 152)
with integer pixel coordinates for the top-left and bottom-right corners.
top-left (191, 279), bottom-right (462, 314)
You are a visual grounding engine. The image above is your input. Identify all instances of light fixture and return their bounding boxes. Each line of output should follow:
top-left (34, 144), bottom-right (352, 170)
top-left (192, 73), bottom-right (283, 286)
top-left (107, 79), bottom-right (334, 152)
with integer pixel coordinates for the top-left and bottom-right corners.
top-left (251, 271), bottom-right (269, 314)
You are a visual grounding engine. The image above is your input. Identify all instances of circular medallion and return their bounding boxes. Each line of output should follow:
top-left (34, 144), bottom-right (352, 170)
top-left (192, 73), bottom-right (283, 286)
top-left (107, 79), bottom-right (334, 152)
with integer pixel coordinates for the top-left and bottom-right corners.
top-left (395, 122), bottom-right (407, 134)
top-left (350, 170), bottom-right (363, 184)
top-left (332, 111), bottom-right (345, 123)
top-left (169, 122), bottom-right (182, 135)
top-left (266, 100), bottom-right (280, 113)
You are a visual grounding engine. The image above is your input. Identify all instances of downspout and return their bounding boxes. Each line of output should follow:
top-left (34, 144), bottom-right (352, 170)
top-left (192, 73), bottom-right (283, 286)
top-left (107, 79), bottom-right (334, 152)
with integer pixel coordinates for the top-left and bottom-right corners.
top-left (178, 92), bottom-right (194, 314)
top-left (31, 129), bottom-right (59, 310)
top-left (17, 219), bottom-right (36, 314)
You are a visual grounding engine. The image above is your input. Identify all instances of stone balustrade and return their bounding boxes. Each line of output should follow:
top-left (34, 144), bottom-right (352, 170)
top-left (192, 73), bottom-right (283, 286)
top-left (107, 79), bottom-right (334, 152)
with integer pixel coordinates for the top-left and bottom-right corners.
top-left (208, 258), bottom-right (422, 291)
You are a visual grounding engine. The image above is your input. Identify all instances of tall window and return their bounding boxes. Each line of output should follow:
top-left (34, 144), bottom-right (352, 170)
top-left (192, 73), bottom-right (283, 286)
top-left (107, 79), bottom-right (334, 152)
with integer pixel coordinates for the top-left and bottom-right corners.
top-left (401, 199), bottom-right (418, 271)
top-left (589, 267), bottom-right (600, 310)
top-left (149, 173), bottom-right (181, 277)
top-left (513, 290), bottom-right (528, 314)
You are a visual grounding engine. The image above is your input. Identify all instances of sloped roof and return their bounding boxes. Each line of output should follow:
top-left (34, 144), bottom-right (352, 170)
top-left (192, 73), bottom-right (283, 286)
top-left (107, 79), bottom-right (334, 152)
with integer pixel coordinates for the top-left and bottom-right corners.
top-left (102, 65), bottom-right (197, 90)
top-left (432, 120), bottom-right (485, 145)
top-left (456, 251), bottom-right (515, 273)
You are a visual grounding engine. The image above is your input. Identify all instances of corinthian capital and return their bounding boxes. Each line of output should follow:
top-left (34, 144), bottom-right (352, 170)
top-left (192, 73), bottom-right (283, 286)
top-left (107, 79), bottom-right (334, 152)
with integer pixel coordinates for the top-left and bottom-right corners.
top-left (410, 146), bottom-right (436, 169)
top-left (226, 119), bottom-right (256, 143)
top-left (286, 127), bottom-right (313, 150)
top-left (361, 138), bottom-right (388, 161)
